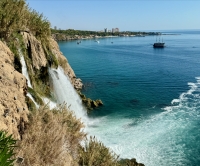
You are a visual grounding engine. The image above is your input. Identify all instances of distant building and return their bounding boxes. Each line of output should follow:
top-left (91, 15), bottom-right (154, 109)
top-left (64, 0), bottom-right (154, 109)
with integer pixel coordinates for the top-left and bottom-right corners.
top-left (115, 28), bottom-right (119, 32)
top-left (54, 26), bottom-right (57, 30)
top-left (112, 28), bottom-right (115, 33)
top-left (112, 28), bottom-right (119, 33)
top-left (104, 28), bottom-right (108, 33)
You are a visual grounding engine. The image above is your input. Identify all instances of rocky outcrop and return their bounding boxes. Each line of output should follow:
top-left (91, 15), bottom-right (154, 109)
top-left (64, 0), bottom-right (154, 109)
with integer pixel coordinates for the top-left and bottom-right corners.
top-left (119, 158), bottom-right (145, 166)
top-left (49, 38), bottom-right (83, 90)
top-left (79, 92), bottom-right (103, 112)
top-left (21, 32), bottom-right (47, 70)
top-left (0, 41), bottom-right (29, 140)
top-left (20, 32), bottom-right (83, 91)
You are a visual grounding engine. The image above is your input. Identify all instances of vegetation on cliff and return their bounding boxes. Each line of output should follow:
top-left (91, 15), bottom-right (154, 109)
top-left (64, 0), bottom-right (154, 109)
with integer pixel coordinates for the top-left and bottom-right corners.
top-left (0, 0), bottom-right (144, 165)
top-left (14, 105), bottom-right (122, 166)
top-left (0, 131), bottom-right (16, 166)
top-left (0, 0), bottom-right (50, 44)
top-left (0, 0), bottom-right (59, 101)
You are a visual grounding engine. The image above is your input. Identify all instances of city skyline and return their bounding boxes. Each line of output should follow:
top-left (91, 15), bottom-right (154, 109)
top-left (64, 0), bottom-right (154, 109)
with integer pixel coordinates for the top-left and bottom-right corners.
top-left (26, 0), bottom-right (200, 31)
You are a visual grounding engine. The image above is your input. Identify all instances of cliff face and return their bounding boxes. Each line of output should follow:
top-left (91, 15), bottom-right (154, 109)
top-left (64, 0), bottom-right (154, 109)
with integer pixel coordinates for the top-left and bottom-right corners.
top-left (0, 41), bottom-right (29, 140)
top-left (0, 32), bottom-right (82, 139)
top-left (21, 32), bottom-right (47, 70)
top-left (21, 31), bottom-right (82, 90)
top-left (49, 38), bottom-right (83, 90)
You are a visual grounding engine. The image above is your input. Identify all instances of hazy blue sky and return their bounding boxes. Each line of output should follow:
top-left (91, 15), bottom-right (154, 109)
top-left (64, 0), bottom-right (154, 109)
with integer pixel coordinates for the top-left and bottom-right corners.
top-left (26, 0), bottom-right (200, 31)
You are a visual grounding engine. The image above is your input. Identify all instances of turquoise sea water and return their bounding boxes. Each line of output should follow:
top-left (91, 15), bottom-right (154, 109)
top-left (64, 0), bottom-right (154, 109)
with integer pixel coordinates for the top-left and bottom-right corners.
top-left (59, 30), bottom-right (200, 166)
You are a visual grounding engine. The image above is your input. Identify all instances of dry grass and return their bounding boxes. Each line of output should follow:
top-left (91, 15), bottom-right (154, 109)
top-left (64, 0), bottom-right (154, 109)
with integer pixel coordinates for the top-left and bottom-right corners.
top-left (15, 104), bottom-right (85, 166)
top-left (79, 136), bottom-right (120, 166)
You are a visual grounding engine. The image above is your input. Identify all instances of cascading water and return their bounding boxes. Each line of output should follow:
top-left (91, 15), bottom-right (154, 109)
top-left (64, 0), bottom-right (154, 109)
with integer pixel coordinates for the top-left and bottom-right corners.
top-left (19, 49), bottom-right (57, 109)
top-left (49, 67), bottom-right (89, 124)
top-left (19, 49), bottom-right (39, 108)
top-left (19, 49), bottom-right (32, 88)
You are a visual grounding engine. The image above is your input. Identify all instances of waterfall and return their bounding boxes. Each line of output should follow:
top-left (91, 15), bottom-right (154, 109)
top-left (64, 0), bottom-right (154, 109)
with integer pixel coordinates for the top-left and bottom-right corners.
top-left (19, 49), bottom-right (32, 88)
top-left (27, 93), bottom-right (39, 108)
top-left (18, 49), bottom-right (40, 108)
top-left (42, 97), bottom-right (57, 110)
top-left (19, 49), bottom-right (90, 125)
top-left (18, 49), bottom-right (67, 110)
top-left (49, 67), bottom-right (89, 124)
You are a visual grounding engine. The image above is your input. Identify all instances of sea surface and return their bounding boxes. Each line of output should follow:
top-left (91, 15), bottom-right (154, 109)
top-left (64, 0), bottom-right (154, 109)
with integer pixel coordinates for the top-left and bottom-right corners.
top-left (58, 30), bottom-right (200, 166)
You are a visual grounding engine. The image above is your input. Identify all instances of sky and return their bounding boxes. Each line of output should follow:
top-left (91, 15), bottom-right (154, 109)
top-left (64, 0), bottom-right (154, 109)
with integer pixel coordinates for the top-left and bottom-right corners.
top-left (26, 0), bottom-right (200, 31)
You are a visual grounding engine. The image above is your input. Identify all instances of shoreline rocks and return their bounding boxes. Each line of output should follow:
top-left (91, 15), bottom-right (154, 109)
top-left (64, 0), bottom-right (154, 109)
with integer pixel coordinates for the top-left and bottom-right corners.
top-left (78, 92), bottom-right (103, 112)
top-left (74, 78), bottom-right (83, 90)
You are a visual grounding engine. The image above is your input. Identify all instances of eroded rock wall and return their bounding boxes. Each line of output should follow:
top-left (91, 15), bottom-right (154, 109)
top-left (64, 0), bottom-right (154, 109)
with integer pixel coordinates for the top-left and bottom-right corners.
top-left (0, 32), bottom-right (83, 139)
top-left (0, 41), bottom-right (29, 140)
top-left (21, 32), bottom-right (47, 70)
top-left (49, 38), bottom-right (83, 90)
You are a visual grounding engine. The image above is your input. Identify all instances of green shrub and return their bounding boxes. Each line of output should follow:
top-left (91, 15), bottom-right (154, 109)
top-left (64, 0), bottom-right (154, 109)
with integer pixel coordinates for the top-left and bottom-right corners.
top-left (0, 131), bottom-right (16, 166)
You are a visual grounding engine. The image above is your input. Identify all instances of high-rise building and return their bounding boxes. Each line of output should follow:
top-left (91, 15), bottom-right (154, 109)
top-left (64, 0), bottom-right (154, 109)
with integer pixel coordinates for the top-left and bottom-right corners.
top-left (112, 28), bottom-right (115, 33)
top-left (112, 28), bottom-right (119, 33)
top-left (104, 28), bottom-right (108, 33)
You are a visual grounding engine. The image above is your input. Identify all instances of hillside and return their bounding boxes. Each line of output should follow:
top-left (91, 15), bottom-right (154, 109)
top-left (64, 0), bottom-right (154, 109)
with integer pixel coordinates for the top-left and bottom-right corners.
top-left (0, 0), bottom-right (144, 165)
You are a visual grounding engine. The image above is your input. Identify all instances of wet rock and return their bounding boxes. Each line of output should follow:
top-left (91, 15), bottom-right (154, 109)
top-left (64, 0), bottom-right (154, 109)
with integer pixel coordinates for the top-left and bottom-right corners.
top-left (74, 78), bottom-right (83, 90)
top-left (118, 158), bottom-right (145, 166)
top-left (79, 91), bottom-right (103, 111)
top-left (80, 93), bottom-right (86, 100)
top-left (95, 99), bottom-right (103, 106)
top-left (91, 100), bottom-right (98, 108)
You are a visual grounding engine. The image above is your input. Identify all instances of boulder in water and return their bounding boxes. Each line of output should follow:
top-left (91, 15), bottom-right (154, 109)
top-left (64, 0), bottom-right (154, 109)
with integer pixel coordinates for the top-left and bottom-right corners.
top-left (78, 91), bottom-right (103, 112)
top-left (95, 99), bottom-right (103, 106)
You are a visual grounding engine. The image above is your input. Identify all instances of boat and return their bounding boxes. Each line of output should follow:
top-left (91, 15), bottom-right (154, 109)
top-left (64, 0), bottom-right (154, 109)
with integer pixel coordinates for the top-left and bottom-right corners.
top-left (95, 40), bottom-right (100, 43)
top-left (153, 42), bottom-right (165, 48)
top-left (153, 38), bottom-right (165, 48)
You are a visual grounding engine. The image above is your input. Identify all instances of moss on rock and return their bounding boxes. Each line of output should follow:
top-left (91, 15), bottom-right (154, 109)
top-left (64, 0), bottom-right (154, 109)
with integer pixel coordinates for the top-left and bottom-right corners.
top-left (27, 87), bottom-right (44, 105)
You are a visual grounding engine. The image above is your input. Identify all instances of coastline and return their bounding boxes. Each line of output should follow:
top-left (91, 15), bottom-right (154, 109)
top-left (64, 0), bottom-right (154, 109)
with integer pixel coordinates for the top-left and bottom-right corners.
top-left (52, 31), bottom-right (161, 41)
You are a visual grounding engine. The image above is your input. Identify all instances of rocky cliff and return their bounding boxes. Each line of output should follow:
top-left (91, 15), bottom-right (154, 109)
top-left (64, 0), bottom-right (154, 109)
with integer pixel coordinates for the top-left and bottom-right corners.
top-left (49, 37), bottom-right (83, 90)
top-left (21, 31), bottom-right (83, 90)
top-left (0, 41), bottom-right (29, 140)
top-left (0, 31), bottom-right (83, 139)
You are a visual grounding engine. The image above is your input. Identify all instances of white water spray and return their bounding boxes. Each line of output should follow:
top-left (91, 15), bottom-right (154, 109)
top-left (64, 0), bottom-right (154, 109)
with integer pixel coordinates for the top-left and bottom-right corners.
top-left (87, 77), bottom-right (200, 165)
top-left (18, 49), bottom-right (39, 108)
top-left (42, 97), bottom-right (57, 110)
top-left (19, 49), bottom-right (32, 88)
top-left (49, 67), bottom-right (89, 124)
